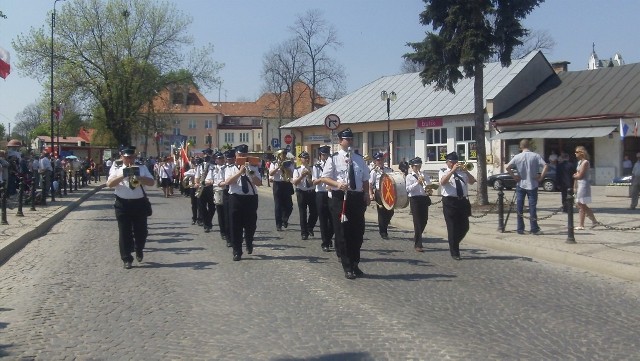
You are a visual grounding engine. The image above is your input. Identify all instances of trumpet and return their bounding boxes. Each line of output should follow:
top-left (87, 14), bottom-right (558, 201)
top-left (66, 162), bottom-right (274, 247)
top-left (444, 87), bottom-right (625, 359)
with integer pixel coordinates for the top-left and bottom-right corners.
top-left (459, 161), bottom-right (474, 171)
top-left (123, 166), bottom-right (141, 189)
top-left (243, 161), bottom-right (255, 177)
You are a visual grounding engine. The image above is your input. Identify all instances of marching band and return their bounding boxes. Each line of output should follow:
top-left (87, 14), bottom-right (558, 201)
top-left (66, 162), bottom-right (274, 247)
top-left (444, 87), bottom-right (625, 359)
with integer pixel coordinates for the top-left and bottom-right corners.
top-left (111, 134), bottom-right (463, 277)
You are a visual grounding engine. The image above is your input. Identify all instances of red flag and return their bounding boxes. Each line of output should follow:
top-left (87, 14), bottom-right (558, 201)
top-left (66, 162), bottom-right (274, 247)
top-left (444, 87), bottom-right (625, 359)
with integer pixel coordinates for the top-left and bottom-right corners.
top-left (0, 46), bottom-right (10, 79)
top-left (180, 142), bottom-right (189, 177)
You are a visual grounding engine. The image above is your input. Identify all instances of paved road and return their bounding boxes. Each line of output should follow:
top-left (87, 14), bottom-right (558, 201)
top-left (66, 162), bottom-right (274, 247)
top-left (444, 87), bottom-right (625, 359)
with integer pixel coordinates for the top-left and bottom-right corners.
top-left (1, 187), bottom-right (639, 360)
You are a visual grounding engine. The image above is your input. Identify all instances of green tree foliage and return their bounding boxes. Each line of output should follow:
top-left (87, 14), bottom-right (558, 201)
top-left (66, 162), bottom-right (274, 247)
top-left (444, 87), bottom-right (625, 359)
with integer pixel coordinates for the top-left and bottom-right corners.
top-left (404, 0), bottom-right (543, 204)
top-left (12, 0), bottom-right (222, 147)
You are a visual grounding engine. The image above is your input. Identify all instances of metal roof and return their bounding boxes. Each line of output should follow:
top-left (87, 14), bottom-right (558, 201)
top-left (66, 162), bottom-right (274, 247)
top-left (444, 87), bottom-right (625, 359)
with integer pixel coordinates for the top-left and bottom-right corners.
top-left (492, 62), bottom-right (640, 124)
top-left (283, 51), bottom-right (542, 129)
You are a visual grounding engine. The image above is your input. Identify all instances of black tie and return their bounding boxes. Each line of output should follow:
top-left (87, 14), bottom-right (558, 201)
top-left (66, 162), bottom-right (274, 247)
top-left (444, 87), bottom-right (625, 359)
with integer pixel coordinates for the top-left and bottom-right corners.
top-left (241, 175), bottom-right (249, 194)
top-left (348, 162), bottom-right (356, 190)
top-left (303, 168), bottom-right (310, 188)
top-left (454, 175), bottom-right (464, 198)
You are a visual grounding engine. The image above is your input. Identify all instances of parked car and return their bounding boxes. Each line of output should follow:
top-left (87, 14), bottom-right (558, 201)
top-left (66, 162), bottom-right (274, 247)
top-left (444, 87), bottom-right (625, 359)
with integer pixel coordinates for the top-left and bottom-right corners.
top-left (611, 175), bottom-right (632, 184)
top-left (487, 166), bottom-right (557, 192)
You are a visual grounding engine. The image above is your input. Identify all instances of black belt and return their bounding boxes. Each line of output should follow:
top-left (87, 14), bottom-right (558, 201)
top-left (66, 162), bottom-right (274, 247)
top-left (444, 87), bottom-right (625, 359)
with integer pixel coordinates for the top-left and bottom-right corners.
top-left (443, 196), bottom-right (468, 200)
top-left (332, 190), bottom-right (363, 196)
top-left (296, 189), bottom-right (315, 192)
top-left (115, 195), bottom-right (144, 202)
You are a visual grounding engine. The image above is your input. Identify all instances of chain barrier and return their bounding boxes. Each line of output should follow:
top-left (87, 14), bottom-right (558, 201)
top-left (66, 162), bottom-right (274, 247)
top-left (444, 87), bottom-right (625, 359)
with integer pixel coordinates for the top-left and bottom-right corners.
top-left (470, 196), bottom-right (500, 218)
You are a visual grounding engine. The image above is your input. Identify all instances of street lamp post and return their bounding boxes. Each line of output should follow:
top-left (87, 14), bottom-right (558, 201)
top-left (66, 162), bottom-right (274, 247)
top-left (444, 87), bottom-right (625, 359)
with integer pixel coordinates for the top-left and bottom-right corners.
top-left (50, 0), bottom-right (65, 203)
top-left (381, 90), bottom-right (397, 165)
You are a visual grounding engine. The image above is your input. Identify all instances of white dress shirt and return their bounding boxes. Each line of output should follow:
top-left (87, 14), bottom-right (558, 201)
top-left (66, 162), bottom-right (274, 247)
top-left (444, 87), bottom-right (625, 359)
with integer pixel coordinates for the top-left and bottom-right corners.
top-left (438, 168), bottom-right (470, 197)
top-left (406, 170), bottom-right (431, 197)
top-left (320, 149), bottom-right (370, 192)
top-left (226, 164), bottom-right (260, 195)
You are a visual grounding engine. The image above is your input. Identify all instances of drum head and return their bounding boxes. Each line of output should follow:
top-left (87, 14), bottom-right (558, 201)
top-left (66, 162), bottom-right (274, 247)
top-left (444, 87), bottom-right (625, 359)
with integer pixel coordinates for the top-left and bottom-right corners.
top-left (379, 172), bottom-right (409, 210)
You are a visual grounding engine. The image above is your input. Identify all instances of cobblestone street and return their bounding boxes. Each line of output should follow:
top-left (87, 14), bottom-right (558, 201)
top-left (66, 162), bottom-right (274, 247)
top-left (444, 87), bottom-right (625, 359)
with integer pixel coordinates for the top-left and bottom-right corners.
top-left (1, 187), bottom-right (639, 360)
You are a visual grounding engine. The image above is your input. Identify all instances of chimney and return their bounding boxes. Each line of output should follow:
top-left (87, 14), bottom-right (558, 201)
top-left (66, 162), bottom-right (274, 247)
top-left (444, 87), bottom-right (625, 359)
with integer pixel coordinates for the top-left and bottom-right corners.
top-left (551, 61), bottom-right (570, 74)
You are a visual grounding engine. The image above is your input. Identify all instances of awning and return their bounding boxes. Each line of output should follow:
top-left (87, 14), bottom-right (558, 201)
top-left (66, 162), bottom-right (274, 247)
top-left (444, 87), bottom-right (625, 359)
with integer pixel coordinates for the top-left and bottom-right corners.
top-left (491, 126), bottom-right (616, 140)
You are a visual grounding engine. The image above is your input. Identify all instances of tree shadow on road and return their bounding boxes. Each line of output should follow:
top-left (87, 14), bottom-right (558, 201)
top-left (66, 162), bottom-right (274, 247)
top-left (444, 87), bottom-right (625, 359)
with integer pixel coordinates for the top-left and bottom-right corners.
top-left (272, 352), bottom-right (374, 361)
top-left (140, 261), bottom-right (216, 270)
top-left (251, 254), bottom-right (328, 264)
top-left (362, 273), bottom-right (456, 281)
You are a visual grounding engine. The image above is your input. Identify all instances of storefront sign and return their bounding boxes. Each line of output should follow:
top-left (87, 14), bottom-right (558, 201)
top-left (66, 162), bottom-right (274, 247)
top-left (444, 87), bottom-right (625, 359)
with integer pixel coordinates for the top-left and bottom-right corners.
top-left (417, 117), bottom-right (443, 128)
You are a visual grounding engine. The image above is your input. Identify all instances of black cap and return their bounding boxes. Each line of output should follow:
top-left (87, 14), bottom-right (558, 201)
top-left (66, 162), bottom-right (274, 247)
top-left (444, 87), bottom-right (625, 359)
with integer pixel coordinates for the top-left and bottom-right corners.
top-left (224, 149), bottom-right (236, 158)
top-left (121, 146), bottom-right (136, 156)
top-left (195, 157), bottom-right (203, 165)
top-left (373, 152), bottom-right (385, 160)
top-left (298, 151), bottom-right (310, 159)
top-left (338, 128), bottom-right (353, 139)
top-left (236, 144), bottom-right (249, 153)
top-left (202, 148), bottom-right (213, 156)
top-left (409, 157), bottom-right (423, 165)
top-left (204, 155), bottom-right (211, 162)
top-left (318, 145), bottom-right (331, 155)
top-left (214, 151), bottom-right (224, 158)
top-left (445, 152), bottom-right (459, 161)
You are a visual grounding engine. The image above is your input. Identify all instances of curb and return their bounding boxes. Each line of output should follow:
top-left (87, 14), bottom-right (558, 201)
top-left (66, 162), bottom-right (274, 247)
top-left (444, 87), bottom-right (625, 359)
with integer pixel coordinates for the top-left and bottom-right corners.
top-left (0, 185), bottom-right (106, 266)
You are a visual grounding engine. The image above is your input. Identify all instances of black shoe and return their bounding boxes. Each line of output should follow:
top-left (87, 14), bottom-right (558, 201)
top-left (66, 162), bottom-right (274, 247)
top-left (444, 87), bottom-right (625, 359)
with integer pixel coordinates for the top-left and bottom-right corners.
top-left (451, 255), bottom-right (461, 260)
top-left (135, 249), bottom-right (143, 262)
top-left (233, 254), bottom-right (241, 261)
top-left (344, 271), bottom-right (356, 280)
top-left (197, 221), bottom-right (203, 226)
top-left (353, 266), bottom-right (364, 277)
top-left (247, 245), bottom-right (253, 254)
top-left (381, 233), bottom-right (389, 240)
top-left (301, 234), bottom-right (308, 240)
top-left (221, 234), bottom-right (227, 240)
top-left (204, 227), bottom-right (211, 233)
top-left (191, 220), bottom-right (196, 225)
top-left (226, 242), bottom-right (232, 247)
top-left (322, 246), bottom-right (330, 252)
top-left (276, 226), bottom-right (283, 231)
top-left (123, 261), bottom-right (132, 269)
top-left (308, 230), bottom-right (314, 237)
top-left (283, 221), bottom-right (288, 228)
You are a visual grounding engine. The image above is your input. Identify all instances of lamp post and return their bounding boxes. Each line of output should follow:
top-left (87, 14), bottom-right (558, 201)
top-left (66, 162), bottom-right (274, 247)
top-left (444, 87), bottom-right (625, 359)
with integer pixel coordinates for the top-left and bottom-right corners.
top-left (50, 0), bottom-right (65, 202)
top-left (381, 90), bottom-right (397, 165)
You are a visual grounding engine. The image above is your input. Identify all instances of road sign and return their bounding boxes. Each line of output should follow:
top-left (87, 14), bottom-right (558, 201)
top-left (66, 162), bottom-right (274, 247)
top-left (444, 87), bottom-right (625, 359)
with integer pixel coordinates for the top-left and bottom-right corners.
top-left (324, 114), bottom-right (340, 130)
top-left (271, 138), bottom-right (280, 148)
top-left (284, 134), bottom-right (293, 144)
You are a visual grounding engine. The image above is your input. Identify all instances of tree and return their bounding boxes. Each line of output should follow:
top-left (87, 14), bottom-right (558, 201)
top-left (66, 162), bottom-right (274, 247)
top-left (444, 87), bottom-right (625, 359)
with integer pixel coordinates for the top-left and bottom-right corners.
top-left (290, 9), bottom-right (346, 107)
top-left (12, 0), bottom-right (222, 147)
top-left (404, 0), bottom-right (544, 205)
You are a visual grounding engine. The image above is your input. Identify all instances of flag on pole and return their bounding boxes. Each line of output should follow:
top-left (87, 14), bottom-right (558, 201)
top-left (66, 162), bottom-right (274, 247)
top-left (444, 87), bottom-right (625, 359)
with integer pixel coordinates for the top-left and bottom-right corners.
top-left (620, 118), bottom-right (630, 140)
top-left (0, 46), bottom-right (10, 79)
top-left (180, 141), bottom-right (189, 178)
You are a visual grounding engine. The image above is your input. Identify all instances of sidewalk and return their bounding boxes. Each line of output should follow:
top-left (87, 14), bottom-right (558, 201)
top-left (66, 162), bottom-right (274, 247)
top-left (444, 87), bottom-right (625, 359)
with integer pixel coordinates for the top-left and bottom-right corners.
top-left (368, 185), bottom-right (640, 282)
top-left (0, 184), bottom-right (104, 265)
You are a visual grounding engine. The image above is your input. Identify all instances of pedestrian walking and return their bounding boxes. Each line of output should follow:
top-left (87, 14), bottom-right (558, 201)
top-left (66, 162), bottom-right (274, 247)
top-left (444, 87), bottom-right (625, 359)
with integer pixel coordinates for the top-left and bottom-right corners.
top-left (106, 146), bottom-right (155, 269)
top-left (628, 152), bottom-right (640, 210)
top-left (573, 146), bottom-right (599, 230)
top-left (369, 152), bottom-right (394, 239)
top-left (292, 151), bottom-right (317, 240)
top-left (506, 138), bottom-right (548, 235)
top-left (320, 128), bottom-right (371, 280)
top-left (313, 146), bottom-right (334, 252)
top-left (555, 152), bottom-right (574, 212)
top-left (439, 152), bottom-right (476, 260)
top-left (405, 157), bottom-right (432, 252)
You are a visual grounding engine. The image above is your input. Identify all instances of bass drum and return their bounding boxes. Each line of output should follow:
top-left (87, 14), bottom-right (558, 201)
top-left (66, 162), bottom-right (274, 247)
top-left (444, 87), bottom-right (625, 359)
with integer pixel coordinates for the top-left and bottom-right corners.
top-left (214, 189), bottom-right (224, 205)
top-left (379, 172), bottom-right (409, 210)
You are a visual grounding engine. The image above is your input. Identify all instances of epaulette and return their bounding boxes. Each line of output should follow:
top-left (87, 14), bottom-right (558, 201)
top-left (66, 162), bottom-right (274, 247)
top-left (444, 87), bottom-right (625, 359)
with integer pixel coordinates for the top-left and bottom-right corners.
top-left (440, 168), bottom-right (447, 172)
top-left (332, 152), bottom-right (339, 156)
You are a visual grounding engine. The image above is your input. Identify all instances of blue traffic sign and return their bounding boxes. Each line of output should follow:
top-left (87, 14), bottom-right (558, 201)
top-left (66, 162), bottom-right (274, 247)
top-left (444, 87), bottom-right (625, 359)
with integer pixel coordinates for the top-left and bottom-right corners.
top-left (271, 138), bottom-right (280, 148)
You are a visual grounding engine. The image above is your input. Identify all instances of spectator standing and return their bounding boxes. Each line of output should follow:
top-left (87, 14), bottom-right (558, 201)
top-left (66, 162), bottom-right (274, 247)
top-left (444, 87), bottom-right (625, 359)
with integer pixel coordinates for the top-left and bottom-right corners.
top-left (628, 152), bottom-right (640, 210)
top-left (555, 152), bottom-right (574, 213)
top-left (573, 146), bottom-right (598, 229)
top-left (622, 155), bottom-right (633, 176)
top-left (506, 139), bottom-right (548, 235)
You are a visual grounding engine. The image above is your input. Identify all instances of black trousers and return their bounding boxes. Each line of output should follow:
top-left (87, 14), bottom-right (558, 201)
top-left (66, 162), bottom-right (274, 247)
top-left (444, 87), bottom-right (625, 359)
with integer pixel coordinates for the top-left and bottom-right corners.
top-left (189, 188), bottom-right (198, 222)
top-left (223, 190), bottom-right (231, 239)
top-left (228, 194), bottom-right (258, 256)
top-left (198, 186), bottom-right (215, 229)
top-left (296, 189), bottom-right (318, 236)
top-left (216, 203), bottom-right (226, 238)
top-left (409, 196), bottom-right (429, 247)
top-left (442, 197), bottom-right (470, 257)
top-left (316, 192), bottom-right (334, 248)
top-left (273, 181), bottom-right (294, 227)
top-left (114, 196), bottom-right (149, 262)
top-left (329, 190), bottom-right (366, 272)
top-left (375, 191), bottom-right (394, 235)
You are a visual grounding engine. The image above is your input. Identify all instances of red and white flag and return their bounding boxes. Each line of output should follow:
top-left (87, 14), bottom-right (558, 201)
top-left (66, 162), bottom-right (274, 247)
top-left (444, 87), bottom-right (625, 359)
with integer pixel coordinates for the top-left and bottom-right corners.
top-left (0, 46), bottom-right (10, 79)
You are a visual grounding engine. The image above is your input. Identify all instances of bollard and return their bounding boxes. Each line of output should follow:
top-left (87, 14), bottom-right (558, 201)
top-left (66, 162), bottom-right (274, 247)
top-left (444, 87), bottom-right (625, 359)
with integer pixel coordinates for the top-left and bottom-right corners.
top-left (30, 171), bottom-right (37, 211)
top-left (566, 188), bottom-right (576, 244)
top-left (497, 185), bottom-right (504, 232)
top-left (16, 175), bottom-right (24, 217)
top-left (1, 183), bottom-right (8, 225)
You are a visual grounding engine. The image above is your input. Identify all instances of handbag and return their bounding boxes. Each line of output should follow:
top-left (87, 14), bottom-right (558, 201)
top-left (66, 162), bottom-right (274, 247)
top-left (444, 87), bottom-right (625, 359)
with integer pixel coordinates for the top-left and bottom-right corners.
top-left (140, 185), bottom-right (153, 217)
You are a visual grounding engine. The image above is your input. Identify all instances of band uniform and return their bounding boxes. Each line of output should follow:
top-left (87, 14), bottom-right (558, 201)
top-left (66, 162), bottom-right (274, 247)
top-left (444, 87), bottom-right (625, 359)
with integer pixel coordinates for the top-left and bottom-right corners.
top-left (292, 151), bottom-right (318, 240)
top-left (269, 150), bottom-right (295, 231)
top-left (368, 152), bottom-right (394, 239)
top-left (405, 157), bottom-right (432, 252)
top-left (313, 146), bottom-right (334, 252)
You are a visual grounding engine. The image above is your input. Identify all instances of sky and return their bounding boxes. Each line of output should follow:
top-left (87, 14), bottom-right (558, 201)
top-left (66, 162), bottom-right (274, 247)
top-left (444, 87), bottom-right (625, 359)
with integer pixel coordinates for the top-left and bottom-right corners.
top-left (1, 0), bottom-right (640, 131)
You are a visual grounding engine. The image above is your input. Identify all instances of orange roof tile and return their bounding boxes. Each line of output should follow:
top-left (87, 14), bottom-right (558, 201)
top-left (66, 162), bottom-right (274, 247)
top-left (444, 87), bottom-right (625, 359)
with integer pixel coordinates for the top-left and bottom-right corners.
top-left (146, 85), bottom-right (222, 115)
